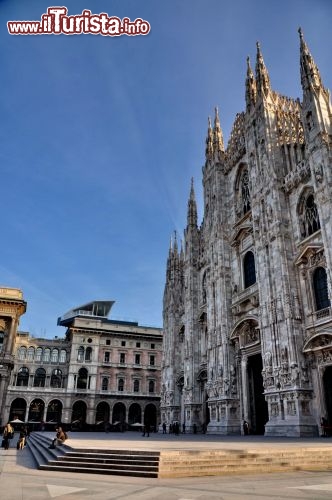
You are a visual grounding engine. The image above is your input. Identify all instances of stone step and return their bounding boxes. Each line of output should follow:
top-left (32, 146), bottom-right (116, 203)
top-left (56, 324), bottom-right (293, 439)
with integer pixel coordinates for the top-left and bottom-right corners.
top-left (27, 432), bottom-right (160, 478)
top-left (61, 455), bottom-right (159, 466)
top-left (48, 458), bottom-right (158, 472)
top-left (39, 464), bottom-right (158, 478)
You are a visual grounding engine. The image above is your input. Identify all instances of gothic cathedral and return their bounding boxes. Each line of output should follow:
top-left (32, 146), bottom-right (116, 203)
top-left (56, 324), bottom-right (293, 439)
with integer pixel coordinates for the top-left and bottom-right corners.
top-left (161, 30), bottom-right (332, 437)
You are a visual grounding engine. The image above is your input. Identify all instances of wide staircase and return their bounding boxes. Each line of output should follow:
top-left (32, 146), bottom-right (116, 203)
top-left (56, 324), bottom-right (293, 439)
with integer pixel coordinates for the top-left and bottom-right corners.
top-left (27, 432), bottom-right (332, 478)
top-left (27, 432), bottom-right (159, 478)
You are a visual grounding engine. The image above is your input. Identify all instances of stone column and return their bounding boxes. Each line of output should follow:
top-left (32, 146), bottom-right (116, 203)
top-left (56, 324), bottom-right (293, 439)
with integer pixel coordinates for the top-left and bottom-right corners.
top-left (241, 354), bottom-right (249, 426)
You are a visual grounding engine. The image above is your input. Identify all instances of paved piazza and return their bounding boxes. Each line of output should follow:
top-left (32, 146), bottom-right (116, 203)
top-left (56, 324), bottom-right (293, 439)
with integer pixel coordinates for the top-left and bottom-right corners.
top-left (1, 433), bottom-right (332, 499)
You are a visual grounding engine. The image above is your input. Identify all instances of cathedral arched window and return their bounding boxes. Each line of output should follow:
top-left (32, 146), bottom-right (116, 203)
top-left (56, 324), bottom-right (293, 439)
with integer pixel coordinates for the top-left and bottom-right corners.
top-left (77, 367), bottom-right (88, 389)
top-left (241, 169), bottom-right (251, 215)
top-left (202, 271), bottom-right (207, 304)
top-left (299, 192), bottom-right (320, 238)
top-left (243, 251), bottom-right (256, 288)
top-left (33, 368), bottom-right (46, 387)
top-left (16, 367), bottom-right (29, 386)
top-left (313, 267), bottom-right (330, 311)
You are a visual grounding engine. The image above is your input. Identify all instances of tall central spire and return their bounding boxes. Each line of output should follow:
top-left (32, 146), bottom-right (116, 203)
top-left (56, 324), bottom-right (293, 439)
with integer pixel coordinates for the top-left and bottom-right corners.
top-left (205, 117), bottom-right (214, 162)
top-left (255, 42), bottom-right (271, 97)
top-left (299, 27), bottom-right (324, 92)
top-left (213, 107), bottom-right (224, 154)
top-left (187, 178), bottom-right (198, 227)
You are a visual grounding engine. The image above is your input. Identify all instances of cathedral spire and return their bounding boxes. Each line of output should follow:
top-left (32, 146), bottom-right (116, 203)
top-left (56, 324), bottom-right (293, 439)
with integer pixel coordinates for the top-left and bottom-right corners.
top-left (173, 230), bottom-right (178, 255)
top-left (245, 56), bottom-right (257, 110)
top-left (187, 177), bottom-right (198, 227)
top-left (205, 116), bottom-right (214, 162)
top-left (299, 27), bottom-right (325, 93)
top-left (255, 42), bottom-right (271, 97)
top-left (213, 107), bottom-right (224, 154)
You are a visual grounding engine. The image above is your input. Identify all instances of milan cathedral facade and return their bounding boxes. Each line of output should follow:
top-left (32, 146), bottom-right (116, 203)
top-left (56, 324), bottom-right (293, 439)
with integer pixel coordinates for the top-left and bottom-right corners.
top-left (161, 31), bottom-right (332, 437)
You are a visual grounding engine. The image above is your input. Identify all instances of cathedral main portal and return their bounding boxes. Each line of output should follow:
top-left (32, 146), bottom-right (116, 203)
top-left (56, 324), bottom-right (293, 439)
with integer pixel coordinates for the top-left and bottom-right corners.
top-left (323, 366), bottom-right (332, 425)
top-left (247, 353), bottom-right (268, 434)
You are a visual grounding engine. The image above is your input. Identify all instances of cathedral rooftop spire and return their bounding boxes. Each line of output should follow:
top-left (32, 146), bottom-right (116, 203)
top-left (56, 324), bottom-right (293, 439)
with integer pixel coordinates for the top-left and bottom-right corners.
top-left (299, 27), bottom-right (325, 93)
top-left (205, 116), bottom-right (214, 162)
top-left (245, 56), bottom-right (257, 110)
top-left (187, 177), bottom-right (198, 227)
top-left (213, 107), bottom-right (225, 154)
top-left (173, 230), bottom-right (178, 254)
top-left (255, 41), bottom-right (271, 97)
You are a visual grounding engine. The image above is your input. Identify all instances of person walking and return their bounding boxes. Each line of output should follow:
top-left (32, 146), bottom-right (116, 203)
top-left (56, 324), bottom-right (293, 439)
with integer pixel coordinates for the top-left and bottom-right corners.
top-left (162, 422), bottom-right (167, 434)
top-left (2, 423), bottom-right (13, 450)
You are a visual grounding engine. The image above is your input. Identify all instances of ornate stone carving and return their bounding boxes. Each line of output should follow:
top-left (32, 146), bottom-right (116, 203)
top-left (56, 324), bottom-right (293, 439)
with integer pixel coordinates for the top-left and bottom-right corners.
top-left (284, 160), bottom-right (311, 193)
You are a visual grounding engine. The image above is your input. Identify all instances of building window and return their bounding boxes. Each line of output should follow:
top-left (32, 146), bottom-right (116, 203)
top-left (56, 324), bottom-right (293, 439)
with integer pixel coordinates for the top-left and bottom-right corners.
top-left (16, 367), bottom-right (29, 386)
top-left (106, 339), bottom-right (111, 346)
top-left (120, 353), bottom-right (126, 364)
top-left (102, 377), bottom-right (108, 391)
top-left (43, 348), bottom-right (51, 363)
top-left (59, 349), bottom-right (67, 363)
top-left (243, 251), bottom-right (256, 288)
top-left (104, 351), bottom-right (110, 363)
top-left (0, 332), bottom-right (4, 352)
top-left (85, 346), bottom-right (92, 362)
top-left (36, 347), bottom-right (43, 362)
top-left (77, 367), bottom-right (88, 389)
top-left (27, 347), bottom-right (35, 361)
top-left (121, 341), bottom-right (126, 347)
top-left (149, 380), bottom-right (155, 393)
top-left (151, 343), bottom-right (155, 349)
top-left (133, 379), bottom-right (140, 392)
top-left (18, 346), bottom-right (27, 361)
top-left (51, 368), bottom-right (62, 388)
top-left (313, 267), bottom-right (330, 311)
top-left (51, 349), bottom-right (59, 363)
top-left (149, 355), bottom-right (155, 366)
top-left (33, 368), bottom-right (46, 387)
top-left (136, 342), bottom-right (141, 348)
top-left (135, 354), bottom-right (140, 365)
top-left (77, 346), bottom-right (84, 362)
top-left (118, 378), bottom-right (124, 391)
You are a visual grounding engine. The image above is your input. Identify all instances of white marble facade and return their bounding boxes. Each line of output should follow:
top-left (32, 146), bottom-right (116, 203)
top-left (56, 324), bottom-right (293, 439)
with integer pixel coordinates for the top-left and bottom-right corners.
top-left (161, 31), bottom-right (332, 437)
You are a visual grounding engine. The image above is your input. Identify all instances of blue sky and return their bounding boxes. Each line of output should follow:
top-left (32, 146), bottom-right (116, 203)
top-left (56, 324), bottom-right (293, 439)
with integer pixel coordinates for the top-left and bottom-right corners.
top-left (0, 0), bottom-right (331, 338)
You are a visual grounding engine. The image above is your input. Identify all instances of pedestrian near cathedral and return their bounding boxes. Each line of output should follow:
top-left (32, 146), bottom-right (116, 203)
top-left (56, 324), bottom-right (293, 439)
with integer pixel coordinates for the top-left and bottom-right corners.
top-left (2, 423), bottom-right (13, 450)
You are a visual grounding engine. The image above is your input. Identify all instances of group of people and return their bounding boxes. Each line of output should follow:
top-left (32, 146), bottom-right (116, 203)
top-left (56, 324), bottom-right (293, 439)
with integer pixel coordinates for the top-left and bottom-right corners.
top-left (1, 423), bottom-right (30, 450)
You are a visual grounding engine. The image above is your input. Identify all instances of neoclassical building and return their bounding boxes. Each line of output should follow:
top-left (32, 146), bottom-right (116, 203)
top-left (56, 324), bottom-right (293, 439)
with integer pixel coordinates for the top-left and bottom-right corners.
top-left (161, 31), bottom-right (332, 436)
top-left (1, 298), bottom-right (162, 430)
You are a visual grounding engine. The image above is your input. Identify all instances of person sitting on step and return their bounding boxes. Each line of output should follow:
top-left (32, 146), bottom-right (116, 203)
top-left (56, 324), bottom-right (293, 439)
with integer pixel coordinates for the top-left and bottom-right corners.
top-left (49, 426), bottom-right (66, 449)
